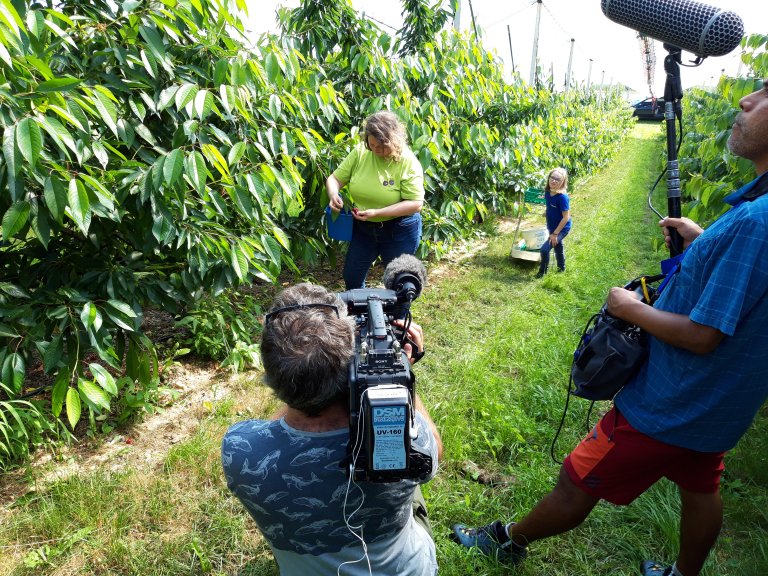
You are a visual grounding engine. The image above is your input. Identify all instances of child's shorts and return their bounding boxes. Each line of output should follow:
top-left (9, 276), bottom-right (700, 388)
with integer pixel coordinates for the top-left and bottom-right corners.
top-left (563, 407), bottom-right (725, 505)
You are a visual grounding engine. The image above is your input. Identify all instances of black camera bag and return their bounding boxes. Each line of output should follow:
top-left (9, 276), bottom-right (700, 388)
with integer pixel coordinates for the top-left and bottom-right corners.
top-left (570, 310), bottom-right (648, 401)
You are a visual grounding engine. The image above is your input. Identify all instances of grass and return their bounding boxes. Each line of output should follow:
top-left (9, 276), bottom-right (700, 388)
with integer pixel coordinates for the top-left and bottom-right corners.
top-left (1, 122), bottom-right (766, 575)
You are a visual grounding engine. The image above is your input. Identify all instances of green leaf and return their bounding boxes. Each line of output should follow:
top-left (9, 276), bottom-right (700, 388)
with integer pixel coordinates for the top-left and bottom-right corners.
top-left (66, 100), bottom-right (89, 131)
top-left (135, 123), bottom-right (157, 146)
top-left (157, 84), bottom-right (178, 111)
top-left (91, 89), bottom-right (119, 137)
top-left (0, 282), bottom-right (29, 298)
top-left (66, 386), bottom-right (82, 428)
top-left (268, 94), bottom-right (282, 121)
top-left (79, 174), bottom-right (115, 213)
top-left (138, 25), bottom-right (167, 63)
top-left (43, 334), bottom-right (64, 372)
top-left (152, 210), bottom-right (173, 244)
top-left (67, 178), bottom-right (91, 236)
top-left (175, 83), bottom-right (199, 110)
top-left (89, 363), bottom-right (117, 396)
top-left (163, 149), bottom-right (184, 186)
top-left (77, 377), bottom-right (109, 411)
top-left (104, 300), bottom-right (137, 331)
top-left (228, 141), bottom-right (246, 166)
top-left (36, 76), bottom-right (81, 93)
top-left (194, 89), bottom-right (213, 120)
top-left (37, 115), bottom-right (78, 158)
top-left (140, 48), bottom-right (158, 79)
top-left (219, 84), bottom-right (236, 114)
top-left (117, 119), bottom-right (135, 146)
top-left (30, 200), bottom-right (51, 249)
top-left (51, 370), bottom-right (69, 418)
top-left (129, 98), bottom-right (147, 122)
top-left (15, 118), bottom-right (43, 166)
top-left (230, 241), bottom-right (248, 281)
top-left (80, 302), bottom-right (102, 332)
top-left (44, 176), bottom-right (67, 223)
top-left (2, 201), bottom-right (30, 240)
top-left (265, 52), bottom-right (280, 84)
top-left (0, 322), bottom-right (20, 338)
top-left (92, 141), bottom-right (109, 169)
top-left (1, 353), bottom-right (25, 395)
top-left (185, 151), bottom-right (207, 193)
top-left (213, 58), bottom-right (229, 85)
top-left (3, 125), bottom-right (21, 177)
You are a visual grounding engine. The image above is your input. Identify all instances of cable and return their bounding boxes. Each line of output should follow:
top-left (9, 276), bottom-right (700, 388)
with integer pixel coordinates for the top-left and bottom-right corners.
top-left (647, 113), bottom-right (686, 220)
top-left (338, 389), bottom-right (372, 576)
top-left (550, 312), bottom-right (600, 464)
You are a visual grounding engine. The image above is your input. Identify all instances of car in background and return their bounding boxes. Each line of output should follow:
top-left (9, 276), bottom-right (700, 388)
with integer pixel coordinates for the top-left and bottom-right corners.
top-left (631, 97), bottom-right (665, 121)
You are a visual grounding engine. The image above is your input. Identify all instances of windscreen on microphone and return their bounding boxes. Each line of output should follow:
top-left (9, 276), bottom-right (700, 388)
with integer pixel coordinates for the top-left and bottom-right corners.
top-left (382, 254), bottom-right (427, 302)
top-left (601, 0), bottom-right (743, 58)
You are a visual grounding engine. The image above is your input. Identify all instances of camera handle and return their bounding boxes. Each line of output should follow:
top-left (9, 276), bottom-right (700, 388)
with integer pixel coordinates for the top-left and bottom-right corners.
top-left (367, 297), bottom-right (388, 339)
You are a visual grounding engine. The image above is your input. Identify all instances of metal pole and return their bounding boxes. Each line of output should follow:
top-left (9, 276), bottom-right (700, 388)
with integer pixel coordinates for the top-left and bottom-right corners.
top-left (453, 0), bottom-right (462, 31)
top-left (586, 58), bottom-right (593, 91)
top-left (507, 24), bottom-right (516, 75)
top-left (565, 38), bottom-right (575, 91)
top-left (530, 0), bottom-right (542, 86)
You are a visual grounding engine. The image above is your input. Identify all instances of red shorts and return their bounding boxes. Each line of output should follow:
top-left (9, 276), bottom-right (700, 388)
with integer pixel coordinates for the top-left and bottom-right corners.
top-left (563, 407), bottom-right (725, 505)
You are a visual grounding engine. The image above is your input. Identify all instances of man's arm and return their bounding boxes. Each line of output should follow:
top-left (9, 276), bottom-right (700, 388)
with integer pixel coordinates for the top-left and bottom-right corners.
top-left (606, 288), bottom-right (724, 354)
top-left (393, 319), bottom-right (444, 461)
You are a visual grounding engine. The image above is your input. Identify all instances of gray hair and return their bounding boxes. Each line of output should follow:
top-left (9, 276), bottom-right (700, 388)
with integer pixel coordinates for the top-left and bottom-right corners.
top-left (260, 283), bottom-right (355, 415)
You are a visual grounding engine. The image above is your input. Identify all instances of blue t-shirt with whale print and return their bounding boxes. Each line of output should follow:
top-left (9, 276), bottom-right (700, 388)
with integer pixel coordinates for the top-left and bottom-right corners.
top-left (222, 413), bottom-right (438, 575)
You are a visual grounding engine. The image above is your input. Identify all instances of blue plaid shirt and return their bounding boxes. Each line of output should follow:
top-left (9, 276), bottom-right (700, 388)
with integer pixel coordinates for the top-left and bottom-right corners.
top-left (616, 173), bottom-right (768, 452)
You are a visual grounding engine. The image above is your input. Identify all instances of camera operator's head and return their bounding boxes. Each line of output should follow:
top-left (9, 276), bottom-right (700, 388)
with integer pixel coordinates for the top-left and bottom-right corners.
top-left (260, 283), bottom-right (355, 416)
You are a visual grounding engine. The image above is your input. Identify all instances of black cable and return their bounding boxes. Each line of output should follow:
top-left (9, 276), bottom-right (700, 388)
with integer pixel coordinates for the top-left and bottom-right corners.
top-left (550, 313), bottom-right (599, 464)
top-left (648, 113), bottom-right (685, 219)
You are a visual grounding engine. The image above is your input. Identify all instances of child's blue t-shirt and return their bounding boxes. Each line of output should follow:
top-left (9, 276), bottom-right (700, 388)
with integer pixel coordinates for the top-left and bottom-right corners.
top-left (545, 190), bottom-right (572, 233)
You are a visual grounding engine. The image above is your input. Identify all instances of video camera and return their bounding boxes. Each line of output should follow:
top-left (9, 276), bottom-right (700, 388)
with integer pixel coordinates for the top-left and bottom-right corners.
top-left (338, 255), bottom-right (433, 483)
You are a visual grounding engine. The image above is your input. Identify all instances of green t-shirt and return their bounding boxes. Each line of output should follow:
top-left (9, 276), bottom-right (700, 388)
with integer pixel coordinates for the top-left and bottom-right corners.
top-left (333, 143), bottom-right (425, 222)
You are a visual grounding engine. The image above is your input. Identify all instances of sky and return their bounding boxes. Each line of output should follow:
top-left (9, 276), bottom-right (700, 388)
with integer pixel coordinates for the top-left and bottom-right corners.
top-left (244, 0), bottom-right (766, 100)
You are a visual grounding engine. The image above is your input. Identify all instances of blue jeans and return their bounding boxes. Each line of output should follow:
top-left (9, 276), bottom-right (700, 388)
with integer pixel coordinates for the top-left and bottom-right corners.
top-left (538, 229), bottom-right (569, 274)
top-left (343, 213), bottom-right (422, 289)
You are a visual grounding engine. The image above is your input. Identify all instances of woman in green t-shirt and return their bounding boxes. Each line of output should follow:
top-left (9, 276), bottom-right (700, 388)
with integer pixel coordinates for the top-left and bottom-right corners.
top-left (326, 111), bottom-right (425, 289)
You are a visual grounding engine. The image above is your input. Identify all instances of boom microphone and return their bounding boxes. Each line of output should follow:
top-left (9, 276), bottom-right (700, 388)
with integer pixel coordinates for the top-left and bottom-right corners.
top-left (601, 0), bottom-right (744, 58)
top-left (383, 254), bottom-right (427, 304)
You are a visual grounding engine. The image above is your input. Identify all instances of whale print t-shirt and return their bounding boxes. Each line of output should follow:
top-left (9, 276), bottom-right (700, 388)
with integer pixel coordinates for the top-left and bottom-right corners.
top-left (222, 414), bottom-right (438, 575)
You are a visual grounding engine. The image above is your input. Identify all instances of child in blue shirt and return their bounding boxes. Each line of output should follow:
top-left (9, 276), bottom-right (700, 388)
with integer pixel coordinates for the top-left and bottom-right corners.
top-left (536, 167), bottom-right (572, 278)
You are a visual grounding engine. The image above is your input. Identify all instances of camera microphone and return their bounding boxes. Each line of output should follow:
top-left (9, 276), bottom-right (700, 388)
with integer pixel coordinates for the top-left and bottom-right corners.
top-left (383, 254), bottom-right (427, 304)
top-left (601, 0), bottom-right (743, 58)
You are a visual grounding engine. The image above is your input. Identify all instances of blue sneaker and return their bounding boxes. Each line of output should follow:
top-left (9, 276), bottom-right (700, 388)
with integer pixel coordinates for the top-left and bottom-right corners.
top-left (450, 520), bottom-right (527, 564)
top-left (641, 560), bottom-right (672, 576)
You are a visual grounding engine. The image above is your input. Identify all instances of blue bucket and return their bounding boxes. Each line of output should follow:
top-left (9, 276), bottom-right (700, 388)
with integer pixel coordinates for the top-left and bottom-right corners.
top-left (325, 206), bottom-right (353, 242)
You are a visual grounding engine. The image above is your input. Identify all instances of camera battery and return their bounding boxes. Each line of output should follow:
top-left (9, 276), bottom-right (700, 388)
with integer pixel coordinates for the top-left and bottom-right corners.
top-left (364, 385), bottom-right (411, 473)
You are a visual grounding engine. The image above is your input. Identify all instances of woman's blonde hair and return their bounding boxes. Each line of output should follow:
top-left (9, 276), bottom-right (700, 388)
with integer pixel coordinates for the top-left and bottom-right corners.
top-left (545, 167), bottom-right (569, 192)
top-left (362, 111), bottom-right (408, 161)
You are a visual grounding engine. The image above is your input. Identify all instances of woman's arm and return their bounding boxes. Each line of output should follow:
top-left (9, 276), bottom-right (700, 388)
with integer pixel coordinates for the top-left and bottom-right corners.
top-left (353, 199), bottom-right (423, 221)
top-left (326, 174), bottom-right (346, 212)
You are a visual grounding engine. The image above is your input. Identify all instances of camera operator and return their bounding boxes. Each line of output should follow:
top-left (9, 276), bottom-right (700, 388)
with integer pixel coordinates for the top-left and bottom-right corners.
top-left (222, 283), bottom-right (442, 575)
